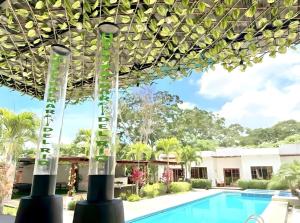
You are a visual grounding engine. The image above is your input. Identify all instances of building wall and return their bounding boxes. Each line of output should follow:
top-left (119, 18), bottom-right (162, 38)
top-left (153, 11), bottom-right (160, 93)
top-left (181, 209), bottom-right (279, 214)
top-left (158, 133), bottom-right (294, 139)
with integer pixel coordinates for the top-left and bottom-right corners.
top-left (78, 164), bottom-right (89, 191)
top-left (56, 164), bottom-right (71, 183)
top-left (14, 145), bottom-right (300, 190)
top-left (241, 154), bottom-right (281, 180)
top-left (192, 156), bottom-right (216, 185)
top-left (20, 164), bottom-right (34, 184)
top-left (17, 163), bottom-right (73, 184)
top-left (214, 157), bottom-right (241, 183)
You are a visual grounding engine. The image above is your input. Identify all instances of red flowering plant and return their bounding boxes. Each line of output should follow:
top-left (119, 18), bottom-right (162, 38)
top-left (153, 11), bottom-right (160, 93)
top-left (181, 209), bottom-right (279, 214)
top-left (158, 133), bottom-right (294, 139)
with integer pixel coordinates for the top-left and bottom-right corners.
top-left (130, 166), bottom-right (145, 194)
top-left (162, 168), bottom-right (173, 184)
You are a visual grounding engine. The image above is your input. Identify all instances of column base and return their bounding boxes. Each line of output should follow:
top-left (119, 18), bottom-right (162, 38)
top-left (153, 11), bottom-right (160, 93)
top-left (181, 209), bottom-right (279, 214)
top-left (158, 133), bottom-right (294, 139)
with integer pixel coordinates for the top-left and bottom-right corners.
top-left (73, 199), bottom-right (124, 223)
top-left (14, 195), bottom-right (63, 223)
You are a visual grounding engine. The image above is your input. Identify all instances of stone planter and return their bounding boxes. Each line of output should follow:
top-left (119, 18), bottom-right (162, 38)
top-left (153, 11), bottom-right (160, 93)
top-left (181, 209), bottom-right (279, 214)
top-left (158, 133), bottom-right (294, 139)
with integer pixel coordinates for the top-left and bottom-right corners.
top-left (65, 196), bottom-right (74, 209)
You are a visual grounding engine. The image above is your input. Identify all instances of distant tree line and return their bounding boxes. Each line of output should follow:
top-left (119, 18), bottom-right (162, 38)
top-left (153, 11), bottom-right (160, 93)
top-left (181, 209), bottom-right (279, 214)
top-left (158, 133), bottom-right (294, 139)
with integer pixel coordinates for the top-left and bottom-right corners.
top-left (1, 88), bottom-right (300, 160)
top-left (116, 87), bottom-right (300, 154)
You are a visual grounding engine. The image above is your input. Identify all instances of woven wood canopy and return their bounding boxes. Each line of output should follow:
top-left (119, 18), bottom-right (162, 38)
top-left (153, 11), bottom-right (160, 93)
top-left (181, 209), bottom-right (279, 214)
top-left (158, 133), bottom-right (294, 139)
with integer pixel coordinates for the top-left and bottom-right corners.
top-left (0, 0), bottom-right (299, 102)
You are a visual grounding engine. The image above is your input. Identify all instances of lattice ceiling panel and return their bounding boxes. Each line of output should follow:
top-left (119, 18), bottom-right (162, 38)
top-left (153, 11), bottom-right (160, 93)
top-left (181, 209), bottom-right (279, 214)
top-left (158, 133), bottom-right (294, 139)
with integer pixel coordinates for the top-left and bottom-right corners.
top-left (0, 0), bottom-right (299, 102)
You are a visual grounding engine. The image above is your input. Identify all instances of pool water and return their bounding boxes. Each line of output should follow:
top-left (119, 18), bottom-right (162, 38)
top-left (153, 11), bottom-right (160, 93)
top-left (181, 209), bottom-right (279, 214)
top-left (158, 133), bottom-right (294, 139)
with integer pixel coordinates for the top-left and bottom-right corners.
top-left (244, 189), bottom-right (278, 195)
top-left (243, 189), bottom-right (294, 197)
top-left (278, 191), bottom-right (293, 197)
top-left (128, 192), bottom-right (271, 223)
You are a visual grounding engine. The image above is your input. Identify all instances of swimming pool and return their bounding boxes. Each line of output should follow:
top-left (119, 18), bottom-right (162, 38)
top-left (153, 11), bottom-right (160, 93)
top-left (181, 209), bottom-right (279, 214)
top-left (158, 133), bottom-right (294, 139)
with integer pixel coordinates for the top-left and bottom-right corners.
top-left (243, 189), bottom-right (293, 197)
top-left (128, 192), bottom-right (271, 223)
top-left (278, 191), bottom-right (293, 197)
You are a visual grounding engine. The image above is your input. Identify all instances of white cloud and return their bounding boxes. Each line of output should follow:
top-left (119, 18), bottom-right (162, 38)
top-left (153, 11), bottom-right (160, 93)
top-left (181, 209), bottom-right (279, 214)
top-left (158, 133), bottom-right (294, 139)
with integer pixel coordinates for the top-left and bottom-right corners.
top-left (178, 102), bottom-right (196, 110)
top-left (197, 48), bottom-right (300, 128)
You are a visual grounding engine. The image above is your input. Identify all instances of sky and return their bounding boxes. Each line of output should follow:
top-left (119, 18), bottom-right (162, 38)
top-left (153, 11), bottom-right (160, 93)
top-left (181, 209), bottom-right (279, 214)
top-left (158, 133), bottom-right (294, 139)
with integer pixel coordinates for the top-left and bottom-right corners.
top-left (1, 47), bottom-right (300, 143)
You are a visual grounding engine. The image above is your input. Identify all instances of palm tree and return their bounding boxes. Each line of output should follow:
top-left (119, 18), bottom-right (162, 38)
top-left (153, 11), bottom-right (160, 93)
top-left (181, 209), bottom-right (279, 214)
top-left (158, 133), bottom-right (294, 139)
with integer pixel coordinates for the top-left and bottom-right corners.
top-left (126, 142), bottom-right (152, 162)
top-left (176, 146), bottom-right (202, 181)
top-left (73, 129), bottom-right (91, 156)
top-left (126, 142), bottom-right (152, 194)
top-left (0, 108), bottom-right (39, 211)
top-left (0, 108), bottom-right (39, 162)
top-left (156, 137), bottom-right (180, 170)
top-left (156, 138), bottom-right (180, 191)
top-left (277, 161), bottom-right (300, 195)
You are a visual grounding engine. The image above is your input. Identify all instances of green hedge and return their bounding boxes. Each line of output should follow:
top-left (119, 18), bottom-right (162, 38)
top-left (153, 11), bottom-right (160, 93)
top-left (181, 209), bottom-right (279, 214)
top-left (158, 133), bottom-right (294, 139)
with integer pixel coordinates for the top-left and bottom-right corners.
top-left (267, 180), bottom-right (289, 190)
top-left (170, 182), bottom-right (191, 193)
top-left (119, 192), bottom-right (127, 200)
top-left (267, 177), bottom-right (289, 190)
top-left (191, 179), bottom-right (212, 189)
top-left (127, 194), bottom-right (141, 202)
top-left (238, 180), bottom-right (270, 189)
top-left (141, 183), bottom-right (167, 198)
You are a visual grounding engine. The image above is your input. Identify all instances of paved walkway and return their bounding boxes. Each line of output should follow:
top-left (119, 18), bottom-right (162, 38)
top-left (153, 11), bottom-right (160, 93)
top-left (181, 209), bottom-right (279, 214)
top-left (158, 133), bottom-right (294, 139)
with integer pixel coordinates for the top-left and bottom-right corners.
top-left (0, 214), bottom-right (14, 223)
top-left (290, 208), bottom-right (300, 223)
top-left (261, 201), bottom-right (288, 223)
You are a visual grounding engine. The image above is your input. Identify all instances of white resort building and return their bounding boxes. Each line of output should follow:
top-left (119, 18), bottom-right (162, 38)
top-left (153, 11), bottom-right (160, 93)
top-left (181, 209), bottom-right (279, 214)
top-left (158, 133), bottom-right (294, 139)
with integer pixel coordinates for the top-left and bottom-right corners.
top-left (13, 144), bottom-right (300, 193)
top-left (189, 144), bottom-right (300, 187)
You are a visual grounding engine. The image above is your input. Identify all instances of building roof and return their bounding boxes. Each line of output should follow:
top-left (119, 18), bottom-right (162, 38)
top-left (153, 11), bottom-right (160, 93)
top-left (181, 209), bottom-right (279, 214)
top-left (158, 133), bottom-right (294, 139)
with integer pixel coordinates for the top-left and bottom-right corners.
top-left (18, 157), bottom-right (180, 165)
top-left (279, 144), bottom-right (300, 156)
top-left (0, 1), bottom-right (299, 101)
top-left (200, 144), bottom-right (300, 157)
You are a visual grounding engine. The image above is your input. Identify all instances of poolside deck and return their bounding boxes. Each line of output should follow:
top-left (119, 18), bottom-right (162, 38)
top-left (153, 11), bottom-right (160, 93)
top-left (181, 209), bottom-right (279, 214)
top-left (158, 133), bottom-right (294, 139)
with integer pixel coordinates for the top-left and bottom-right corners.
top-left (124, 189), bottom-right (221, 221)
top-left (261, 201), bottom-right (288, 223)
top-left (61, 189), bottom-right (222, 222)
top-left (2, 189), bottom-right (292, 223)
top-left (0, 214), bottom-right (14, 223)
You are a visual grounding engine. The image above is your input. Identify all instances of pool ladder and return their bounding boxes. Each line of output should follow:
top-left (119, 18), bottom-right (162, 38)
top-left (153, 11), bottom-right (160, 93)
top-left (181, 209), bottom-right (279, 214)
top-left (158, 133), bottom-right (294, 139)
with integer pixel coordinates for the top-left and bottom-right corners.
top-left (244, 214), bottom-right (264, 223)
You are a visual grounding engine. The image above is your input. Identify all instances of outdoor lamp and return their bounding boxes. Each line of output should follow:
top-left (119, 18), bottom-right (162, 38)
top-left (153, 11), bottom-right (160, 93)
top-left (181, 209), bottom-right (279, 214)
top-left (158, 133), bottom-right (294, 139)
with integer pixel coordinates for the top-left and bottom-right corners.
top-left (15, 44), bottom-right (71, 223)
top-left (73, 22), bottom-right (124, 223)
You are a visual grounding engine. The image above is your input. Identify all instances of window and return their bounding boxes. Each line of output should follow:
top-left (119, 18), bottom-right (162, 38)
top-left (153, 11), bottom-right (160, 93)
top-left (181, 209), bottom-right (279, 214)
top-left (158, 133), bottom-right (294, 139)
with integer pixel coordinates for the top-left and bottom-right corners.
top-left (251, 166), bottom-right (273, 180)
top-left (224, 168), bottom-right (240, 186)
top-left (191, 167), bottom-right (208, 179)
top-left (173, 168), bottom-right (184, 182)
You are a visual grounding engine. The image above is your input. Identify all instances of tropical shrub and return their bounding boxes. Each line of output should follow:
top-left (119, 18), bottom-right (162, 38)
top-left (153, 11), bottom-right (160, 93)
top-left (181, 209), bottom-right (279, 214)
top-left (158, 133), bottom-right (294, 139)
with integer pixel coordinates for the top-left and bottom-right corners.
top-left (66, 195), bottom-right (85, 211)
top-left (267, 178), bottom-right (289, 190)
top-left (276, 161), bottom-right (300, 194)
top-left (170, 182), bottom-right (191, 193)
top-left (156, 138), bottom-right (180, 191)
top-left (161, 168), bottom-right (173, 184)
top-left (119, 192), bottom-right (127, 201)
top-left (141, 183), bottom-right (167, 198)
top-left (67, 200), bottom-right (77, 210)
top-left (191, 179), bottom-right (212, 189)
top-left (237, 180), bottom-right (270, 190)
top-left (127, 194), bottom-right (141, 202)
top-left (130, 167), bottom-right (145, 195)
top-left (0, 162), bottom-right (15, 214)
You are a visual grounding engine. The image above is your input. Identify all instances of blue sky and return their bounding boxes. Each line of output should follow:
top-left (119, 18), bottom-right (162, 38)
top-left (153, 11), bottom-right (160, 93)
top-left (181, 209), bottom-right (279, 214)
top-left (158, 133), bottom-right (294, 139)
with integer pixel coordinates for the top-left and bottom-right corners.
top-left (1, 47), bottom-right (300, 143)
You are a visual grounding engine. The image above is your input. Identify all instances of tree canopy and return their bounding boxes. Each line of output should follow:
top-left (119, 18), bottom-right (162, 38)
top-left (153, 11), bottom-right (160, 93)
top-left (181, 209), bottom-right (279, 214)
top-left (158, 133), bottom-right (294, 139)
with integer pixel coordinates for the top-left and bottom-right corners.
top-left (2, 89), bottom-right (300, 159)
top-left (117, 89), bottom-right (300, 150)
